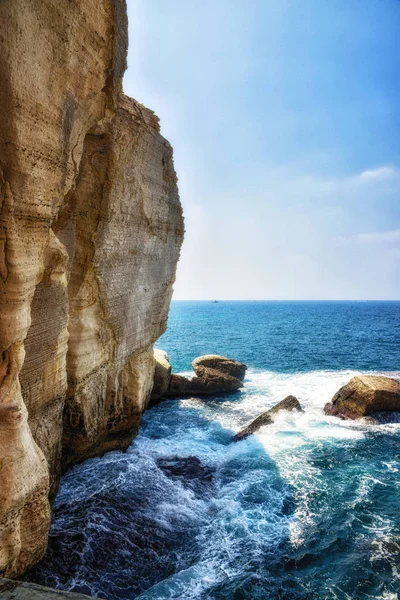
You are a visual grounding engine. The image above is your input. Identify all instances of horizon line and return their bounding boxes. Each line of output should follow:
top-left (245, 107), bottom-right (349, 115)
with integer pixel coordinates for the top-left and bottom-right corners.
top-left (171, 298), bottom-right (400, 302)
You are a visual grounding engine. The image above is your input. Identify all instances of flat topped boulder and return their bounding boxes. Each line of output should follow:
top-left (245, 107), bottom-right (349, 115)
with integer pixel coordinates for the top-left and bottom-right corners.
top-left (233, 395), bottom-right (302, 441)
top-left (165, 354), bottom-right (247, 398)
top-left (324, 375), bottom-right (400, 419)
top-left (192, 355), bottom-right (247, 381)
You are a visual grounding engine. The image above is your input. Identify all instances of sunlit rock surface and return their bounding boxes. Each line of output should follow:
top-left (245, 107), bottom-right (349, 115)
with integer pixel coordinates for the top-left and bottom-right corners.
top-left (61, 95), bottom-right (183, 469)
top-left (192, 355), bottom-right (247, 381)
top-left (324, 375), bottom-right (400, 420)
top-left (166, 354), bottom-right (247, 398)
top-left (0, 0), bottom-right (183, 577)
top-left (151, 349), bottom-right (172, 401)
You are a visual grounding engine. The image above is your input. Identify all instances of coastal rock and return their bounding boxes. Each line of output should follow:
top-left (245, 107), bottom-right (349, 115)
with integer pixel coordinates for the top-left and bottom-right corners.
top-left (192, 355), bottom-right (247, 381)
top-left (167, 367), bottom-right (244, 397)
top-left (157, 456), bottom-right (216, 496)
top-left (365, 411), bottom-right (400, 425)
top-left (60, 94), bottom-right (183, 469)
top-left (233, 395), bottom-right (302, 441)
top-left (0, 578), bottom-right (101, 599)
top-left (0, 0), bottom-right (183, 578)
top-left (168, 374), bottom-right (198, 397)
top-left (324, 375), bottom-right (400, 419)
top-left (164, 354), bottom-right (247, 398)
top-left (151, 350), bottom-right (172, 400)
top-left (0, 0), bottom-right (125, 576)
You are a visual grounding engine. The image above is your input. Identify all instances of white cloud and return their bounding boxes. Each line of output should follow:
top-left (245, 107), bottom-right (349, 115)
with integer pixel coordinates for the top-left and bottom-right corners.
top-left (358, 166), bottom-right (398, 181)
top-left (355, 229), bottom-right (400, 243)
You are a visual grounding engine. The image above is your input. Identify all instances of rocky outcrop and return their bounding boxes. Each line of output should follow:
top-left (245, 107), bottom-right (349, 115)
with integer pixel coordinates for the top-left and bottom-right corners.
top-left (151, 349), bottom-right (172, 401)
top-left (166, 355), bottom-right (247, 397)
top-left (0, 579), bottom-right (101, 600)
top-left (192, 355), bottom-right (247, 381)
top-left (60, 95), bottom-right (183, 469)
top-left (324, 376), bottom-right (400, 420)
top-left (0, 0), bottom-right (183, 578)
top-left (233, 395), bottom-right (302, 441)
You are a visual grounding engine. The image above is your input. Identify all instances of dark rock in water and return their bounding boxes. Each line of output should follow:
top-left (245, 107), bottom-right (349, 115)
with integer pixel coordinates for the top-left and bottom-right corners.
top-left (192, 355), bottom-right (247, 382)
top-left (233, 395), bottom-right (302, 441)
top-left (324, 375), bottom-right (400, 420)
top-left (157, 456), bottom-right (216, 496)
top-left (365, 411), bottom-right (400, 425)
top-left (0, 578), bottom-right (99, 599)
top-left (25, 468), bottom-right (204, 598)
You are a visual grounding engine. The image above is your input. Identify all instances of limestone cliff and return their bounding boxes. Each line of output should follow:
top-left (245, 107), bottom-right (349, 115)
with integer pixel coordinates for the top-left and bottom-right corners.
top-left (0, 0), bottom-right (183, 579)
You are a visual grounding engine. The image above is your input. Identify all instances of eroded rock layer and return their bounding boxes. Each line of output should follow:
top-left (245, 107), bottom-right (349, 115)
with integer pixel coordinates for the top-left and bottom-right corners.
top-left (0, 0), bottom-right (183, 578)
top-left (60, 95), bottom-right (183, 468)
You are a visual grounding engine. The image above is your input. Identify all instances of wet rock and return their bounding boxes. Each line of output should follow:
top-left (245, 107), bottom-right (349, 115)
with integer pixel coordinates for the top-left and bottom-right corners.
top-left (157, 456), bottom-right (216, 496)
top-left (233, 395), bottom-right (302, 441)
top-left (0, 578), bottom-right (100, 599)
top-left (365, 411), bottom-right (400, 425)
top-left (324, 375), bottom-right (400, 420)
top-left (151, 350), bottom-right (172, 401)
top-left (192, 355), bottom-right (247, 382)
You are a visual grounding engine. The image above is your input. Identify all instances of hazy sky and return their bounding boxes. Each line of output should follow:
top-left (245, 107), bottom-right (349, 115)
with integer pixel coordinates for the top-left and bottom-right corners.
top-left (124, 0), bottom-right (400, 300)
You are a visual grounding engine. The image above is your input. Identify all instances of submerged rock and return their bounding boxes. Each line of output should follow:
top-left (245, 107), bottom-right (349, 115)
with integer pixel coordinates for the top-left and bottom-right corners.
top-left (157, 456), bottom-right (216, 496)
top-left (151, 350), bottom-right (172, 401)
top-left (233, 395), bottom-right (302, 441)
top-left (0, 579), bottom-right (99, 599)
top-left (324, 375), bottom-right (400, 420)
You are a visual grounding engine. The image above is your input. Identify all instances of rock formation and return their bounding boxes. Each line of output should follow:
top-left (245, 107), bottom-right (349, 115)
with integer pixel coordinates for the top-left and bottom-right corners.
top-left (192, 355), bottom-right (247, 381)
top-left (152, 354), bottom-right (247, 398)
top-left (233, 395), bottom-right (302, 441)
top-left (0, 0), bottom-right (183, 578)
top-left (0, 578), bottom-right (99, 600)
top-left (324, 375), bottom-right (400, 420)
top-left (151, 349), bottom-right (172, 401)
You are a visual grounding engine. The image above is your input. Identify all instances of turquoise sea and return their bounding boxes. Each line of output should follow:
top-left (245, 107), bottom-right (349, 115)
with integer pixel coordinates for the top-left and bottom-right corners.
top-left (29, 301), bottom-right (400, 599)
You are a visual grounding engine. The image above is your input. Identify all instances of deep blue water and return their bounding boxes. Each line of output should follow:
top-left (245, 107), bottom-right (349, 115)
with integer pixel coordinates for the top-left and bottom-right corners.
top-left (160, 301), bottom-right (400, 373)
top-left (29, 301), bottom-right (400, 600)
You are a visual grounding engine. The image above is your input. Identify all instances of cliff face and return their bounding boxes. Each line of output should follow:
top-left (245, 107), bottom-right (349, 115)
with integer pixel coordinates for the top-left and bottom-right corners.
top-left (0, 0), bottom-right (183, 579)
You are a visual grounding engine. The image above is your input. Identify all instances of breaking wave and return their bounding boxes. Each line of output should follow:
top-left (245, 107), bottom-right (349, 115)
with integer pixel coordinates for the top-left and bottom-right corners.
top-left (28, 368), bottom-right (400, 600)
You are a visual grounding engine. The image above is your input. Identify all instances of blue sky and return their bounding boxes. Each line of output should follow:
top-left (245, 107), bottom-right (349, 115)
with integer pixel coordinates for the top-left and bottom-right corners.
top-left (124, 0), bottom-right (400, 300)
